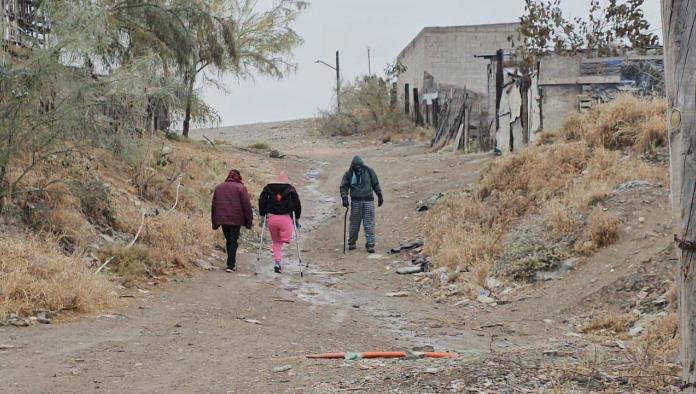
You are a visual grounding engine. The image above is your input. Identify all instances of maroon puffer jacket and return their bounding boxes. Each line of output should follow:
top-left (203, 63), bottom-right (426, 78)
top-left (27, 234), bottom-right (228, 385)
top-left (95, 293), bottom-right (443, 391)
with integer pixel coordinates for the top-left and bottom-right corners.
top-left (211, 170), bottom-right (253, 229)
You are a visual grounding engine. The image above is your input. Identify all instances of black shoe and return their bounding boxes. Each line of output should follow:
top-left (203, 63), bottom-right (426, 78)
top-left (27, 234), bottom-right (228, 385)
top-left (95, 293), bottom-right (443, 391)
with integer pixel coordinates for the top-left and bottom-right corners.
top-left (348, 244), bottom-right (357, 251)
top-left (366, 245), bottom-right (375, 254)
top-left (274, 263), bottom-right (282, 274)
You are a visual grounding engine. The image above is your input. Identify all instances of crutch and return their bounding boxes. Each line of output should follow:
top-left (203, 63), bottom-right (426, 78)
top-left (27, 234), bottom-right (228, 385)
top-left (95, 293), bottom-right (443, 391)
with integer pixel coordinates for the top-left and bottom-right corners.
top-left (292, 212), bottom-right (304, 277)
top-left (343, 207), bottom-right (349, 254)
top-left (255, 214), bottom-right (267, 275)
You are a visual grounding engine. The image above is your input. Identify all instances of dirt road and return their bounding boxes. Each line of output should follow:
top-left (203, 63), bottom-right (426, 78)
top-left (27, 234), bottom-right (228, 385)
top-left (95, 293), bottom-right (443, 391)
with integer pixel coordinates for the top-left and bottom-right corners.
top-left (0, 124), bottom-right (492, 393)
top-left (0, 121), bottom-right (676, 393)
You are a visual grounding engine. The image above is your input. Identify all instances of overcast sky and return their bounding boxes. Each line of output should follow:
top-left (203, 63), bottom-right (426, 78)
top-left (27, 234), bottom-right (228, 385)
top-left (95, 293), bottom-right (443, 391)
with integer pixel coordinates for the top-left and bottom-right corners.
top-left (200, 0), bottom-right (663, 127)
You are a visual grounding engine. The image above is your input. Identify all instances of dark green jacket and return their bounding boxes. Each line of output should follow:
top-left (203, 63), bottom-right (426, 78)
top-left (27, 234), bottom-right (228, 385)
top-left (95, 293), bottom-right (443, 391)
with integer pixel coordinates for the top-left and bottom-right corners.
top-left (340, 156), bottom-right (382, 201)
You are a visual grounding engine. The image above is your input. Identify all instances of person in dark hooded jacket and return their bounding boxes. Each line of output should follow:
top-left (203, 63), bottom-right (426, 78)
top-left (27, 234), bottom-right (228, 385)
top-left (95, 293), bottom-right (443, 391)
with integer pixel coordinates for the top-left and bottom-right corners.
top-left (258, 172), bottom-right (302, 273)
top-left (211, 169), bottom-right (253, 272)
top-left (339, 155), bottom-right (383, 253)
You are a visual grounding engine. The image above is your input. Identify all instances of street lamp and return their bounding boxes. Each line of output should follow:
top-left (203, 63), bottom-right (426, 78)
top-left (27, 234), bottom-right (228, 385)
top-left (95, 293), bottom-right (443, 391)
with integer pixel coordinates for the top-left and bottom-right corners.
top-left (316, 50), bottom-right (341, 113)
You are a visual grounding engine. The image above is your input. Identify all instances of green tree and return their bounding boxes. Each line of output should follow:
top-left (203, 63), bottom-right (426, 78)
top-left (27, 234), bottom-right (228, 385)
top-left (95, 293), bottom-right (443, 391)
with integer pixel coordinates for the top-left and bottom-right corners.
top-left (180, 0), bottom-right (306, 137)
top-left (517, 0), bottom-right (659, 57)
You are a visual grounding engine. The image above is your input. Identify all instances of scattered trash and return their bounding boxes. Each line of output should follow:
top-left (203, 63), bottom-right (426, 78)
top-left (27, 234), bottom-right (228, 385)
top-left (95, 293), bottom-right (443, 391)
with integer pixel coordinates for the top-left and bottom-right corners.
top-left (273, 298), bottom-right (295, 303)
top-left (424, 367), bottom-right (443, 374)
top-left (193, 259), bottom-right (215, 271)
top-left (629, 325), bottom-right (644, 337)
top-left (477, 290), bottom-right (496, 304)
top-left (97, 314), bottom-right (120, 320)
top-left (6, 314), bottom-right (31, 327)
top-left (396, 266), bottom-right (422, 275)
top-left (416, 193), bottom-right (445, 212)
top-left (269, 150), bottom-right (285, 159)
top-left (243, 319), bottom-right (262, 325)
top-left (411, 255), bottom-right (431, 272)
top-left (272, 365), bottom-right (292, 373)
top-left (389, 240), bottom-right (424, 254)
top-left (0, 344), bottom-right (16, 350)
top-left (35, 311), bottom-right (52, 324)
top-left (386, 291), bottom-right (410, 297)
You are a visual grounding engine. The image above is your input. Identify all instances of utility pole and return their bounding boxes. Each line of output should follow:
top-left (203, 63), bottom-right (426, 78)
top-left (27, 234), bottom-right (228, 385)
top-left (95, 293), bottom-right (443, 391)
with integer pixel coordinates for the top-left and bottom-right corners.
top-left (662, 1), bottom-right (696, 392)
top-left (336, 50), bottom-right (341, 113)
top-left (367, 47), bottom-right (371, 75)
top-left (316, 51), bottom-right (341, 113)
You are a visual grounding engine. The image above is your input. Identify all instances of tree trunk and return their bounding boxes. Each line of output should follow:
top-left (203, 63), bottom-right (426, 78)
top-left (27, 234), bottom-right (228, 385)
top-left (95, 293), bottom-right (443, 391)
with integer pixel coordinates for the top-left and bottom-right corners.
top-left (182, 73), bottom-right (196, 138)
top-left (662, 1), bottom-right (696, 391)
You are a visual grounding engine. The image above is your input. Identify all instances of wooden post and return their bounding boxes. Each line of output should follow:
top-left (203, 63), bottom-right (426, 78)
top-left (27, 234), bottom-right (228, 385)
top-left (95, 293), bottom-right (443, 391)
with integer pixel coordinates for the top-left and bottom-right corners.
top-left (413, 88), bottom-right (422, 125)
top-left (390, 82), bottom-right (397, 107)
top-left (404, 83), bottom-right (410, 115)
top-left (663, 1), bottom-right (696, 391)
top-left (425, 103), bottom-right (431, 126)
top-left (433, 98), bottom-right (440, 129)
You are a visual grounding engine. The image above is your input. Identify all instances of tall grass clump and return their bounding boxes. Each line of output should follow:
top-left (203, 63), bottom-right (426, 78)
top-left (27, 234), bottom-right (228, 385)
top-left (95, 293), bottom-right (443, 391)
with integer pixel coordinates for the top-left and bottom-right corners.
top-left (560, 94), bottom-right (667, 154)
top-left (0, 237), bottom-right (115, 319)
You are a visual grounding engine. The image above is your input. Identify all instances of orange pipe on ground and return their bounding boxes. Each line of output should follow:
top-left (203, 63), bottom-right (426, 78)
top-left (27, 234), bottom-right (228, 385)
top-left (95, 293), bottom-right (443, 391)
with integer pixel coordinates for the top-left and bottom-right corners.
top-left (306, 351), bottom-right (456, 359)
top-left (306, 352), bottom-right (345, 359)
top-left (360, 351), bottom-right (406, 359)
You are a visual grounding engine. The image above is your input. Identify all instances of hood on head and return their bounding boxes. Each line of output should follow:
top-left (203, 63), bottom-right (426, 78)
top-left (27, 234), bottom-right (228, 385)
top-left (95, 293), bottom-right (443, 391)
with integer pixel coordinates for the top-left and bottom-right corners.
top-left (226, 169), bottom-right (242, 183)
top-left (351, 155), bottom-right (364, 168)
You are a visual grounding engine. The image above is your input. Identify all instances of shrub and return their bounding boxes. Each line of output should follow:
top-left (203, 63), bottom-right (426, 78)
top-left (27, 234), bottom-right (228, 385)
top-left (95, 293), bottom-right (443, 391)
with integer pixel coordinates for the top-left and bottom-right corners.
top-left (318, 76), bottom-right (407, 135)
top-left (106, 243), bottom-right (164, 287)
top-left (72, 180), bottom-right (117, 227)
top-left (248, 141), bottom-right (270, 151)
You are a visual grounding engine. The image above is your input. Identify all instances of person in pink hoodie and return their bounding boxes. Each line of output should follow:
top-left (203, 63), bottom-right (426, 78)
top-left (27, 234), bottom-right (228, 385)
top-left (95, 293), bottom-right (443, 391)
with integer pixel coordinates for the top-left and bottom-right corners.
top-left (258, 172), bottom-right (302, 273)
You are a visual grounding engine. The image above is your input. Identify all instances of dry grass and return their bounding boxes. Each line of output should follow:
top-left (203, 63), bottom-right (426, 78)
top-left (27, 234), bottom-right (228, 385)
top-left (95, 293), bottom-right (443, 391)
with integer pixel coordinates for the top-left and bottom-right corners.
top-left (582, 311), bottom-right (637, 335)
top-left (2, 134), bottom-right (268, 316)
top-left (576, 210), bottom-right (620, 255)
top-left (425, 96), bottom-right (668, 284)
top-left (550, 312), bottom-right (679, 392)
top-left (0, 236), bottom-right (115, 318)
top-left (560, 94), bottom-right (668, 154)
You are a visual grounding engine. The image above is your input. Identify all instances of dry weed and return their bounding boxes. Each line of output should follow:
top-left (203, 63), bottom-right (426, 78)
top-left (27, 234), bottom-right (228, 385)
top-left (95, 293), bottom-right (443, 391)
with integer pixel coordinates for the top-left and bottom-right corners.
top-left (426, 96), bottom-right (668, 286)
top-left (546, 200), bottom-right (580, 235)
top-left (560, 94), bottom-right (668, 154)
top-left (582, 311), bottom-right (637, 334)
top-left (576, 210), bottom-right (620, 255)
top-left (0, 237), bottom-right (115, 318)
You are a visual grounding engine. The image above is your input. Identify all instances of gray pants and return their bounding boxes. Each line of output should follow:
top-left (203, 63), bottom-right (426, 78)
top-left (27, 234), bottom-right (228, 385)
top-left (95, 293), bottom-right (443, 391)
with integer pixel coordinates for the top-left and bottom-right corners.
top-left (348, 200), bottom-right (376, 247)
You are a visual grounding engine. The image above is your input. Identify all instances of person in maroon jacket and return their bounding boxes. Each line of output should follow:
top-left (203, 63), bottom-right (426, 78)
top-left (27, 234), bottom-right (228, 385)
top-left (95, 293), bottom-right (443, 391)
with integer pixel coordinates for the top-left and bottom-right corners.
top-left (211, 169), bottom-right (253, 272)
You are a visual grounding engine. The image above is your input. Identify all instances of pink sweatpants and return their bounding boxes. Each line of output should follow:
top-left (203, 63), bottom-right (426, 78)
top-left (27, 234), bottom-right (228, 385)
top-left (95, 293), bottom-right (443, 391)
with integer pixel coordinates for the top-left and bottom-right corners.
top-left (267, 214), bottom-right (294, 262)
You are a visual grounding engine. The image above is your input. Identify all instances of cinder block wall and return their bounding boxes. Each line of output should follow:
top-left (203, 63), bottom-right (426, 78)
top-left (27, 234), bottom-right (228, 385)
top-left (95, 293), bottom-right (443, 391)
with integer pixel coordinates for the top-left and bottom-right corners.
top-left (397, 23), bottom-right (519, 107)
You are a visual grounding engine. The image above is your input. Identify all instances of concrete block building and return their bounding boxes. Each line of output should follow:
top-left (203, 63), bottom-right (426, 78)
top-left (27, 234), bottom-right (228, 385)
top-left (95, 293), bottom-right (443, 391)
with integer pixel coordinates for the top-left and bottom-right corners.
top-left (396, 23), bottom-right (519, 102)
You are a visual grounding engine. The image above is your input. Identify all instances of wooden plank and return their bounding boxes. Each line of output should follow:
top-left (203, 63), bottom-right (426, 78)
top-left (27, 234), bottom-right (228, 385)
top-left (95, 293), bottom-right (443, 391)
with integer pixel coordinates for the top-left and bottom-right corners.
top-left (538, 75), bottom-right (622, 86)
top-left (662, 1), bottom-right (696, 392)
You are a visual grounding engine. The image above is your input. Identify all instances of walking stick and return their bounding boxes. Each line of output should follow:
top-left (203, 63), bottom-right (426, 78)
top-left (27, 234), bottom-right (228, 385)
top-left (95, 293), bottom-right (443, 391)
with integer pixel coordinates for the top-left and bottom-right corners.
top-left (292, 212), bottom-right (304, 277)
top-left (255, 214), bottom-right (267, 275)
top-left (343, 206), bottom-right (349, 254)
